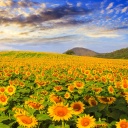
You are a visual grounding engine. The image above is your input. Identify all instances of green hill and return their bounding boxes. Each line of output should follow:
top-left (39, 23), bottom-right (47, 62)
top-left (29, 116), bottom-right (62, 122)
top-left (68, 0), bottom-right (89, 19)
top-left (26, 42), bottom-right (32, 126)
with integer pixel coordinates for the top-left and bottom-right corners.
top-left (96, 47), bottom-right (128, 59)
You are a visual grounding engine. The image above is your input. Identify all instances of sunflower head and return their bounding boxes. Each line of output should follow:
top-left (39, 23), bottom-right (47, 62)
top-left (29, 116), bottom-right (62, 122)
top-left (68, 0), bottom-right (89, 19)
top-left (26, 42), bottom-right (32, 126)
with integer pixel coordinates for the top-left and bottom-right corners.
top-left (25, 100), bottom-right (44, 110)
top-left (0, 87), bottom-right (6, 93)
top-left (68, 84), bottom-right (75, 92)
top-left (92, 87), bottom-right (102, 94)
top-left (0, 94), bottom-right (8, 106)
top-left (114, 81), bottom-right (121, 89)
top-left (116, 119), bottom-right (128, 128)
top-left (101, 76), bottom-right (107, 83)
top-left (64, 92), bottom-right (70, 99)
top-left (88, 97), bottom-right (98, 107)
top-left (83, 95), bottom-right (91, 102)
top-left (14, 110), bottom-right (38, 128)
top-left (49, 93), bottom-right (63, 103)
top-left (77, 114), bottom-right (96, 128)
top-left (6, 85), bottom-right (16, 95)
top-left (54, 86), bottom-right (63, 92)
top-left (71, 101), bottom-right (85, 115)
top-left (74, 81), bottom-right (84, 89)
top-left (108, 85), bottom-right (115, 94)
top-left (121, 80), bottom-right (128, 89)
top-left (97, 96), bottom-right (116, 105)
top-left (48, 103), bottom-right (73, 121)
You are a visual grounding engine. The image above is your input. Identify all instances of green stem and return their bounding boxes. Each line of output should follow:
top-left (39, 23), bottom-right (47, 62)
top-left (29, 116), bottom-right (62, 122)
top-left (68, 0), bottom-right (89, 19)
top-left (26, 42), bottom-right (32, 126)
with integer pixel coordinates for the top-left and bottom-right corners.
top-left (62, 121), bottom-right (65, 128)
top-left (106, 104), bottom-right (109, 123)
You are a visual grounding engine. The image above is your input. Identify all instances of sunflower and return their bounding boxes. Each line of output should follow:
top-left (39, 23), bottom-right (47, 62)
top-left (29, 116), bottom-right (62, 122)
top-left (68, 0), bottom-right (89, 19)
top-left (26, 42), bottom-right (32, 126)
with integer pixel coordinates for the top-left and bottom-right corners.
top-left (14, 110), bottom-right (38, 128)
top-left (64, 92), bottom-right (70, 99)
top-left (71, 101), bottom-right (85, 115)
top-left (92, 87), bottom-right (102, 94)
top-left (121, 80), bottom-right (128, 89)
top-left (95, 121), bottom-right (108, 128)
top-left (12, 107), bottom-right (25, 113)
top-left (54, 86), bottom-right (63, 92)
top-left (49, 93), bottom-right (63, 103)
top-left (68, 85), bottom-right (75, 92)
top-left (101, 76), bottom-right (107, 83)
top-left (15, 70), bottom-right (19, 75)
top-left (0, 94), bottom-right (8, 105)
top-left (0, 87), bottom-right (5, 93)
top-left (97, 96), bottom-right (116, 104)
top-left (88, 97), bottom-right (98, 107)
top-left (9, 80), bottom-right (14, 85)
top-left (94, 75), bottom-right (100, 81)
top-left (83, 95), bottom-right (91, 102)
top-left (84, 70), bottom-right (90, 75)
top-left (48, 103), bottom-right (72, 121)
top-left (108, 85), bottom-right (115, 94)
top-left (114, 81), bottom-right (121, 89)
top-left (74, 81), bottom-right (84, 89)
top-left (25, 100), bottom-right (44, 110)
top-left (41, 90), bottom-right (48, 96)
top-left (19, 81), bottom-right (25, 87)
top-left (76, 114), bottom-right (96, 128)
top-left (25, 71), bottom-right (31, 77)
top-left (116, 119), bottom-right (128, 128)
top-left (6, 85), bottom-right (16, 95)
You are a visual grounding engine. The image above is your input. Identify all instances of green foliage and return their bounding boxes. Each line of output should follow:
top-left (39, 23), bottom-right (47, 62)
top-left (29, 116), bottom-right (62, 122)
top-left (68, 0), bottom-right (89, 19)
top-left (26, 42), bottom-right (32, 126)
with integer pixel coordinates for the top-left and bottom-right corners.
top-left (96, 48), bottom-right (128, 59)
top-left (64, 50), bottom-right (75, 55)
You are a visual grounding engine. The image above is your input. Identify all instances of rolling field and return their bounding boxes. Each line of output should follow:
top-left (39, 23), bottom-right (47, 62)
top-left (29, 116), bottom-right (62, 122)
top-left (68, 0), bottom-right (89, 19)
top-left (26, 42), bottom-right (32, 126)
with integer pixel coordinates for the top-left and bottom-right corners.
top-left (0, 51), bottom-right (128, 128)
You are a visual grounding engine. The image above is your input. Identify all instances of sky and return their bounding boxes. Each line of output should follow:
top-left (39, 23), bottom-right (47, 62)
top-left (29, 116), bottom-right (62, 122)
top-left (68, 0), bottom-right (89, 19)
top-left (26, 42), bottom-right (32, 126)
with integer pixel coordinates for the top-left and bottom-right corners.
top-left (0, 0), bottom-right (128, 53)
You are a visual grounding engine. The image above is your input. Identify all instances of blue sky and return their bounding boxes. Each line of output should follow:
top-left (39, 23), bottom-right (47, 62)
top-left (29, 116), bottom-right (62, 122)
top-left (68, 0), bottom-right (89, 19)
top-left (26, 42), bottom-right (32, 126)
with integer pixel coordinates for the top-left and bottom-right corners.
top-left (0, 0), bottom-right (127, 53)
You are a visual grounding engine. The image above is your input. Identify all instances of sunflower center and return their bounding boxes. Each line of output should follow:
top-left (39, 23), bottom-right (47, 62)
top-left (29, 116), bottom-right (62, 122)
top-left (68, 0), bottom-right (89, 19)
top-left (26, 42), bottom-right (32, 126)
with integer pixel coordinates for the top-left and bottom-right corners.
top-left (81, 118), bottom-right (90, 126)
top-left (73, 104), bottom-right (81, 111)
top-left (123, 83), bottom-right (128, 88)
top-left (19, 115), bottom-right (32, 124)
top-left (53, 96), bottom-right (62, 103)
top-left (8, 87), bottom-right (13, 92)
top-left (101, 98), bottom-right (109, 102)
top-left (0, 96), bottom-right (6, 102)
top-left (1, 88), bottom-right (5, 92)
top-left (76, 82), bottom-right (82, 87)
top-left (120, 123), bottom-right (127, 128)
top-left (54, 106), bottom-right (68, 117)
top-left (29, 102), bottom-right (41, 109)
top-left (90, 100), bottom-right (97, 106)
top-left (109, 87), bottom-right (113, 92)
top-left (69, 86), bottom-right (74, 91)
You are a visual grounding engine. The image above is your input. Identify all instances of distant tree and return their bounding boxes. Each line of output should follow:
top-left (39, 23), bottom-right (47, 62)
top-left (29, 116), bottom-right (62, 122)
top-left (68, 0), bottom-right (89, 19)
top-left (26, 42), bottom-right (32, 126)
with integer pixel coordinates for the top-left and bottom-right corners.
top-left (65, 50), bottom-right (75, 55)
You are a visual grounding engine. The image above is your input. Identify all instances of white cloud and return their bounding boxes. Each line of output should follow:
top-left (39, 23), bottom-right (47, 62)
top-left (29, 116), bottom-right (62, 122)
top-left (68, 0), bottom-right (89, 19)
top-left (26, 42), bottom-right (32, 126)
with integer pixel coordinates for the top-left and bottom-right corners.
top-left (66, 1), bottom-right (73, 6)
top-left (76, 26), bottom-right (120, 38)
top-left (100, 0), bottom-right (107, 8)
top-left (100, 10), bottom-right (104, 14)
top-left (122, 7), bottom-right (128, 13)
top-left (0, 0), bottom-right (12, 7)
top-left (107, 9), bottom-right (114, 14)
top-left (106, 2), bottom-right (114, 10)
top-left (77, 2), bottom-right (82, 7)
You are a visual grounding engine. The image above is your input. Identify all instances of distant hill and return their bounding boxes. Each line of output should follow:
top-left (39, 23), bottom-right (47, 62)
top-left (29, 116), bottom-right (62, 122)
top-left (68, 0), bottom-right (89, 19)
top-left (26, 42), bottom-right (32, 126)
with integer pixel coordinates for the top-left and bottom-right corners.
top-left (64, 47), bottom-right (98, 56)
top-left (96, 47), bottom-right (128, 59)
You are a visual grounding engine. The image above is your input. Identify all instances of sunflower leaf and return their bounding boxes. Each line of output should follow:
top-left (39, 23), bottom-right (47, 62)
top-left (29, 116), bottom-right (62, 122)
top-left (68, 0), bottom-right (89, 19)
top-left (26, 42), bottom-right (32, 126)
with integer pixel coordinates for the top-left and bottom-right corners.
top-left (17, 126), bottom-right (24, 128)
top-left (0, 123), bottom-right (10, 128)
top-left (98, 103), bottom-right (107, 111)
top-left (0, 116), bottom-right (9, 123)
top-left (36, 114), bottom-right (51, 121)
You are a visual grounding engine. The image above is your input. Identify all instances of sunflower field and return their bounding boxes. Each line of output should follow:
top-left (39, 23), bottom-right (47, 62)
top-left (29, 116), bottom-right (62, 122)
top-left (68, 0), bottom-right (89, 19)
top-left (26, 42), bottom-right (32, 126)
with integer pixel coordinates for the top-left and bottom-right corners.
top-left (0, 51), bottom-right (128, 128)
